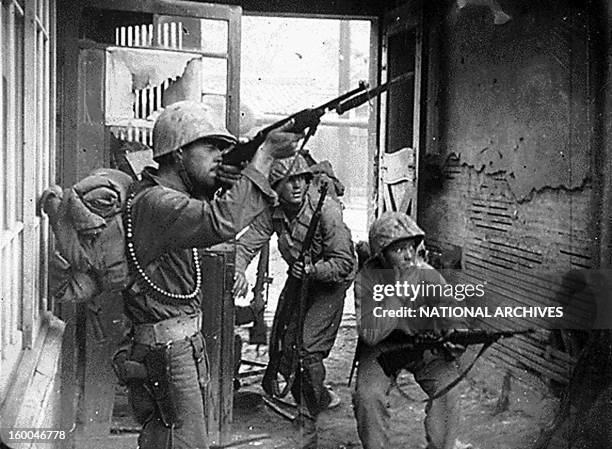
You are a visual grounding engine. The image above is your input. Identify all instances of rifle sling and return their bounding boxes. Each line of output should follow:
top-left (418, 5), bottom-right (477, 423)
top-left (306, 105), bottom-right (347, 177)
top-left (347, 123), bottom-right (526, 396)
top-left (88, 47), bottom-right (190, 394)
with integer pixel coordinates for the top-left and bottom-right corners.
top-left (265, 187), bottom-right (328, 399)
top-left (424, 340), bottom-right (495, 403)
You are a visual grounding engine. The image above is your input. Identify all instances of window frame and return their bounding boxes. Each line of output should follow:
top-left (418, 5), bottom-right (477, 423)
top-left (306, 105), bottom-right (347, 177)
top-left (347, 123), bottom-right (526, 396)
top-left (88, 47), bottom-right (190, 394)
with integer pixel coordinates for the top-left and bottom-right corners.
top-left (0, 0), bottom-right (56, 398)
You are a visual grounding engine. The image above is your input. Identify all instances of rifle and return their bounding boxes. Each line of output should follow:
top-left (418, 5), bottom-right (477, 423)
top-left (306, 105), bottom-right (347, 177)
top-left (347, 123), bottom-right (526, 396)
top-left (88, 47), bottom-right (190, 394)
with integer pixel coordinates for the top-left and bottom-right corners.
top-left (248, 241), bottom-right (271, 346)
top-left (262, 184), bottom-right (329, 398)
top-left (348, 329), bottom-right (533, 393)
top-left (375, 329), bottom-right (534, 400)
top-left (222, 72), bottom-right (414, 167)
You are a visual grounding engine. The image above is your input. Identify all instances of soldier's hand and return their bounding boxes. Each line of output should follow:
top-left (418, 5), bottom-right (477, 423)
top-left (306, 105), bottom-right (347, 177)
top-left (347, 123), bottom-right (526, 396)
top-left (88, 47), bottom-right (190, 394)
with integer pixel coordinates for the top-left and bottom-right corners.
top-left (440, 329), bottom-right (466, 356)
top-left (260, 120), bottom-right (305, 159)
top-left (216, 164), bottom-right (242, 190)
top-left (290, 260), bottom-right (315, 279)
top-left (232, 271), bottom-right (249, 298)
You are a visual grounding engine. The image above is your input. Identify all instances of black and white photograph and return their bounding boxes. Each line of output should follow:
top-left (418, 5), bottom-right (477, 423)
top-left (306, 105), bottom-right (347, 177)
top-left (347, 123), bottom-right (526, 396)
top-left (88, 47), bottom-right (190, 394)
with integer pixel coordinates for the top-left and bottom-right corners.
top-left (0, 0), bottom-right (611, 448)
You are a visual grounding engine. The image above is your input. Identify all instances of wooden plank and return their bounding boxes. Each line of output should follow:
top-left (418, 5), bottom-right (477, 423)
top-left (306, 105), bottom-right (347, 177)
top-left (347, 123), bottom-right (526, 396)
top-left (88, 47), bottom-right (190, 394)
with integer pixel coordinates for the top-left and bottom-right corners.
top-left (0, 3), bottom-right (4, 241)
top-left (76, 47), bottom-right (107, 179)
top-left (78, 294), bottom-right (125, 440)
top-left (376, 17), bottom-right (388, 216)
top-left (21, 0), bottom-right (38, 349)
top-left (200, 245), bottom-right (235, 446)
top-left (84, 0), bottom-right (239, 21)
top-left (13, 313), bottom-right (64, 429)
top-left (56, 0), bottom-right (81, 187)
top-left (226, 5), bottom-right (241, 137)
top-left (424, 3), bottom-right (440, 156)
top-left (59, 302), bottom-right (78, 449)
top-left (0, 313), bottom-right (64, 434)
top-left (597, 0), bottom-right (612, 268)
top-left (411, 8), bottom-right (422, 220)
top-left (366, 17), bottom-right (378, 228)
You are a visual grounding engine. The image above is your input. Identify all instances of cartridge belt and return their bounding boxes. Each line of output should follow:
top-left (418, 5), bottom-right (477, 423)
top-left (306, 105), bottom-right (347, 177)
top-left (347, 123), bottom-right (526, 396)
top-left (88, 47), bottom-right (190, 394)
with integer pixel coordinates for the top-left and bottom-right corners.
top-left (133, 314), bottom-right (202, 346)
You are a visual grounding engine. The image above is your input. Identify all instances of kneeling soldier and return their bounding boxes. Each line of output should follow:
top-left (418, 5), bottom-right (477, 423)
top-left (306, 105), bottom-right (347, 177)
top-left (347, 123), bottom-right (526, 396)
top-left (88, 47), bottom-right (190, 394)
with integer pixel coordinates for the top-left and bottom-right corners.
top-left (353, 212), bottom-right (464, 449)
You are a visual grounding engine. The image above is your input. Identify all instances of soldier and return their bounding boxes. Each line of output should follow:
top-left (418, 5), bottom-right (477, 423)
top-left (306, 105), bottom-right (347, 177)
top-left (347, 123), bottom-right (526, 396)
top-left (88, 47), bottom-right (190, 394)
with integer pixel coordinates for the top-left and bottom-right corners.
top-left (233, 154), bottom-right (356, 448)
top-left (115, 100), bottom-right (302, 449)
top-left (353, 212), bottom-right (464, 449)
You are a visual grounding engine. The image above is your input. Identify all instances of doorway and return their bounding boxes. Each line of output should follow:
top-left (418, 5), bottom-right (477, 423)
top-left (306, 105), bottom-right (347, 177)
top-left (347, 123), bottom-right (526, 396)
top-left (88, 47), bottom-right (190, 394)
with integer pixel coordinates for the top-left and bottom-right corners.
top-left (236, 15), bottom-right (376, 326)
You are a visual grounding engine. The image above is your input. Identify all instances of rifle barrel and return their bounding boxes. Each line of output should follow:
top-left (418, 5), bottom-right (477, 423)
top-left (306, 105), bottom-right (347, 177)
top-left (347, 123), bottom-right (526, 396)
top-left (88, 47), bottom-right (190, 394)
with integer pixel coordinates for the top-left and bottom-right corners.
top-left (335, 71), bottom-right (415, 115)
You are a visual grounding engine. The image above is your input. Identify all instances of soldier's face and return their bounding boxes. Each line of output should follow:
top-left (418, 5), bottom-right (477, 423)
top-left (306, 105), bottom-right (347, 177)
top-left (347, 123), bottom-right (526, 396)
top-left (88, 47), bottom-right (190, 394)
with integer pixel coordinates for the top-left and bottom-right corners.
top-left (276, 174), bottom-right (308, 206)
top-left (182, 140), bottom-right (223, 192)
top-left (383, 238), bottom-right (418, 271)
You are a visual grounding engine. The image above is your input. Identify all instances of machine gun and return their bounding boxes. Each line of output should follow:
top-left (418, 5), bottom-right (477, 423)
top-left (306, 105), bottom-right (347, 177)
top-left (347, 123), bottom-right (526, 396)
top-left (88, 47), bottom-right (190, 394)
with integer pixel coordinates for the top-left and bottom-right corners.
top-left (222, 72), bottom-right (414, 167)
top-left (262, 183), bottom-right (329, 398)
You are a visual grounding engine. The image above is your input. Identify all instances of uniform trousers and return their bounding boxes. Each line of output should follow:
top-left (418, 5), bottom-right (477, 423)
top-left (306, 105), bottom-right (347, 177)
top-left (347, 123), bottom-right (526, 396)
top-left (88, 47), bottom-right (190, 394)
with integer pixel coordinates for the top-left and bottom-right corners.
top-left (281, 280), bottom-right (349, 448)
top-left (353, 345), bottom-right (461, 449)
top-left (127, 332), bottom-right (209, 449)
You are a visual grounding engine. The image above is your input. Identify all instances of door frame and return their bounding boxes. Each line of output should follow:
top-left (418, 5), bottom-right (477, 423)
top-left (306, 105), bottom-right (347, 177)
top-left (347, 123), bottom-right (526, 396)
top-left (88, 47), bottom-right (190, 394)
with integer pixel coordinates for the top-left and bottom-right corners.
top-left (376, 0), bottom-right (424, 219)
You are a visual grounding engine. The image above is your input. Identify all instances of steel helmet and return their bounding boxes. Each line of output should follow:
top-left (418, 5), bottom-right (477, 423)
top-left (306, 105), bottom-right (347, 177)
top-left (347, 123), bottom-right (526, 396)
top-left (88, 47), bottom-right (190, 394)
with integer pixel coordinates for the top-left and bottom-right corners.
top-left (269, 154), bottom-right (313, 188)
top-left (369, 211), bottom-right (425, 257)
top-left (152, 100), bottom-right (237, 159)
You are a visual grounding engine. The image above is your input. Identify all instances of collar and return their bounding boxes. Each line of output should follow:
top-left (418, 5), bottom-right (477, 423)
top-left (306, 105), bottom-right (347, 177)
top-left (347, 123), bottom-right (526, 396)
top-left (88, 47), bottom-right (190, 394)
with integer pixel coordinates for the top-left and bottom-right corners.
top-left (272, 193), bottom-right (311, 226)
top-left (141, 166), bottom-right (189, 194)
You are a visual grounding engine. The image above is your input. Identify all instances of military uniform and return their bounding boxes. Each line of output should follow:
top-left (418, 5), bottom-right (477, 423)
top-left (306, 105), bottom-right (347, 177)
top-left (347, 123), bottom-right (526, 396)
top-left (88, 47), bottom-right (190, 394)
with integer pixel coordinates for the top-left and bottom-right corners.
top-left (120, 101), bottom-right (279, 449)
top-left (353, 212), bottom-right (462, 449)
top-left (235, 155), bottom-right (356, 447)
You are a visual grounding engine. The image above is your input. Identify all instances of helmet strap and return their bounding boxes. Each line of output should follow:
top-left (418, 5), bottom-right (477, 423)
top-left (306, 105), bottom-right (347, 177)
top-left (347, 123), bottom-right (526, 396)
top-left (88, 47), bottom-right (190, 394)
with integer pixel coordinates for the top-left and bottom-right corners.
top-left (174, 149), bottom-right (196, 195)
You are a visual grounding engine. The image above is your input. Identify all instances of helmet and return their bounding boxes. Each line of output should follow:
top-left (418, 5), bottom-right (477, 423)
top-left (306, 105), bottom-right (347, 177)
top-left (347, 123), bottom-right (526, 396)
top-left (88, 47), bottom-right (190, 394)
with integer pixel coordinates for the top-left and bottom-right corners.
top-left (269, 154), bottom-right (313, 188)
top-left (152, 101), bottom-right (237, 159)
top-left (368, 212), bottom-right (425, 257)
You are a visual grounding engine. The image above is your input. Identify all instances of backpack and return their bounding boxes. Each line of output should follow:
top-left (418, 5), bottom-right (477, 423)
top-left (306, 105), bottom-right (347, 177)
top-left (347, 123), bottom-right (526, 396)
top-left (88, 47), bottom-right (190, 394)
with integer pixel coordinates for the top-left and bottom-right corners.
top-left (43, 168), bottom-right (133, 303)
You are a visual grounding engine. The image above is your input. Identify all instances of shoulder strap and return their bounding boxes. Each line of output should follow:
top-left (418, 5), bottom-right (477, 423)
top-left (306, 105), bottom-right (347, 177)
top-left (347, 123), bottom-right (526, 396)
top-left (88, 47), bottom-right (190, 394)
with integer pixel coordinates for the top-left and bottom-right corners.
top-left (425, 341), bottom-right (494, 402)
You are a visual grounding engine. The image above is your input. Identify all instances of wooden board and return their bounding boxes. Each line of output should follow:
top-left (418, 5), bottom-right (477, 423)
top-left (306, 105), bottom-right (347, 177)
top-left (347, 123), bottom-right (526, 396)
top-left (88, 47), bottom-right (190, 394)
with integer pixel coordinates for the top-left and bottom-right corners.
top-left (200, 244), bottom-right (236, 446)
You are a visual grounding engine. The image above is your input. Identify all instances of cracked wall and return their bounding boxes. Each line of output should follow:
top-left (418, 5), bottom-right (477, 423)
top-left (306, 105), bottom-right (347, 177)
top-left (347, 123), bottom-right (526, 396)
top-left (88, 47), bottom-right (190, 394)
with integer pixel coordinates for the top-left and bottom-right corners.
top-left (438, 0), bottom-right (590, 200)
top-left (418, 0), bottom-right (598, 375)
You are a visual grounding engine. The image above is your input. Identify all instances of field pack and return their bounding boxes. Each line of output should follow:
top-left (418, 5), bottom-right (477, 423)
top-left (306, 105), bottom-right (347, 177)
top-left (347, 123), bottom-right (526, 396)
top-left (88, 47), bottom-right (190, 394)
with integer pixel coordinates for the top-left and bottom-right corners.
top-left (42, 168), bottom-right (133, 303)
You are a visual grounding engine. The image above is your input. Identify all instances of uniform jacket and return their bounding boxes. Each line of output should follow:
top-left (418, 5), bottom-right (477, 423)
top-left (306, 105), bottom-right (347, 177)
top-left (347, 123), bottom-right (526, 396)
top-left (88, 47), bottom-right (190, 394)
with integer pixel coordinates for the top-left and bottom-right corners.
top-left (125, 165), bottom-right (276, 324)
top-left (235, 191), bottom-right (356, 284)
top-left (355, 257), bottom-right (459, 347)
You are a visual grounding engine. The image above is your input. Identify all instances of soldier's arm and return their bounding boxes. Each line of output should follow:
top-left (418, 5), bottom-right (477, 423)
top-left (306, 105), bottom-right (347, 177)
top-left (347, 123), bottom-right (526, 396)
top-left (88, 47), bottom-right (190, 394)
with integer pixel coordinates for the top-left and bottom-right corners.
top-left (147, 165), bottom-right (277, 251)
top-left (234, 208), bottom-right (275, 274)
top-left (311, 198), bottom-right (355, 283)
top-left (354, 266), bottom-right (398, 346)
